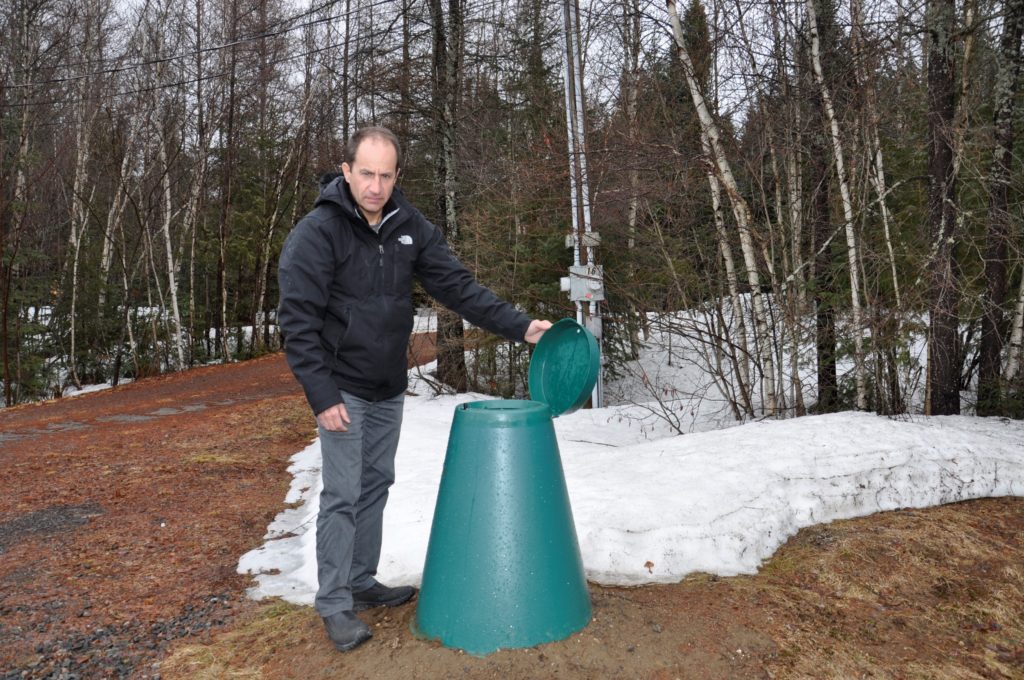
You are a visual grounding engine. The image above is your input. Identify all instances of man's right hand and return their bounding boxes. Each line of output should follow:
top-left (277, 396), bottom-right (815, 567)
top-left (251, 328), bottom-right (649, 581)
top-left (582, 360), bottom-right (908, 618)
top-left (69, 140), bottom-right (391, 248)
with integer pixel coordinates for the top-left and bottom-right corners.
top-left (317, 403), bottom-right (351, 432)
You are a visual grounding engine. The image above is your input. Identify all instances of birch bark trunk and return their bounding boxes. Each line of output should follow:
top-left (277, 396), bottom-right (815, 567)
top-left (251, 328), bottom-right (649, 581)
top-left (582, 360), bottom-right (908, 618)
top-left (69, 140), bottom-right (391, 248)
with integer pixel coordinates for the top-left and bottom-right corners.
top-left (667, 0), bottom-right (776, 414)
top-left (217, 13), bottom-right (239, 363)
top-left (702, 134), bottom-right (752, 414)
top-left (850, 0), bottom-right (901, 311)
top-left (623, 0), bottom-right (645, 347)
top-left (65, 5), bottom-right (105, 389)
top-left (1005, 273), bottom-right (1024, 383)
top-left (805, 0), bottom-right (867, 410)
top-left (159, 138), bottom-right (186, 369)
top-left (67, 95), bottom-right (96, 390)
top-left (730, 0), bottom-right (786, 412)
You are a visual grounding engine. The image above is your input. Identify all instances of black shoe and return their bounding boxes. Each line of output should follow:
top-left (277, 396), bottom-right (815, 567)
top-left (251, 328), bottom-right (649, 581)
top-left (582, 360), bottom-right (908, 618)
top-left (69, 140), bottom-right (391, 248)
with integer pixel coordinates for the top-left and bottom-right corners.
top-left (352, 582), bottom-right (417, 612)
top-left (322, 610), bottom-right (372, 652)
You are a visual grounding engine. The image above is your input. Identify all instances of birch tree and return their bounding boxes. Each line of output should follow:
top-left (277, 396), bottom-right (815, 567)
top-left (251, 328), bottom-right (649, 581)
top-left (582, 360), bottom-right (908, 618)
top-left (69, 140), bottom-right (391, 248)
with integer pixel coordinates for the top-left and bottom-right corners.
top-left (216, 0), bottom-right (240, 362)
top-left (1006, 275), bottom-right (1024, 384)
top-left (686, 0), bottom-right (752, 414)
top-left (65, 14), bottom-right (102, 389)
top-left (805, 0), bottom-right (868, 410)
top-left (667, 0), bottom-right (776, 414)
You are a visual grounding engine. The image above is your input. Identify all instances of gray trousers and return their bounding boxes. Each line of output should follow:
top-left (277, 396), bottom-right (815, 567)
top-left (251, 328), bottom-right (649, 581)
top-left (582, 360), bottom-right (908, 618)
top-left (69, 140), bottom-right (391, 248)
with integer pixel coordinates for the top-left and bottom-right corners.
top-left (315, 389), bottom-right (405, 617)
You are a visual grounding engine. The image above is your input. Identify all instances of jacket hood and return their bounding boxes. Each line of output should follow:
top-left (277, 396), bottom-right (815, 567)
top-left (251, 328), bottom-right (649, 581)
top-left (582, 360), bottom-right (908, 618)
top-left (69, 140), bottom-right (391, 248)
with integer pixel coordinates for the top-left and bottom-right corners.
top-left (314, 173), bottom-right (359, 218)
top-left (314, 173), bottom-right (407, 228)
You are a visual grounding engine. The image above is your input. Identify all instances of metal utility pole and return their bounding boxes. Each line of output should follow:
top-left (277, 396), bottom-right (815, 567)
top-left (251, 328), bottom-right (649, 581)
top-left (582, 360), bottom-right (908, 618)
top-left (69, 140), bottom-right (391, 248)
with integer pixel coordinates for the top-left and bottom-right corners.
top-left (560, 0), bottom-right (604, 407)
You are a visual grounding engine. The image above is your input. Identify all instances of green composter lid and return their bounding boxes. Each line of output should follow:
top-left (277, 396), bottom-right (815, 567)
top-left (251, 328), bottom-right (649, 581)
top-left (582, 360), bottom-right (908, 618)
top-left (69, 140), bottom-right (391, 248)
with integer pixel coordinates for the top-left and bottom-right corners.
top-left (528, 318), bottom-right (599, 417)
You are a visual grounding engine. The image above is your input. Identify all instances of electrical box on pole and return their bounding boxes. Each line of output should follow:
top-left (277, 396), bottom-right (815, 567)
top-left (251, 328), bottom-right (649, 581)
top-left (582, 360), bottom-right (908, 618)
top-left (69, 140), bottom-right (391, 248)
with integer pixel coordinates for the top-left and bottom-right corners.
top-left (560, 265), bottom-right (605, 303)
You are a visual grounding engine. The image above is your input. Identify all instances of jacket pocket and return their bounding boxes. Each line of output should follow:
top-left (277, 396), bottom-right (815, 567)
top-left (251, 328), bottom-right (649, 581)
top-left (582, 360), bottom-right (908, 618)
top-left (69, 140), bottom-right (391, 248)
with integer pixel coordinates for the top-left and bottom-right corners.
top-left (322, 305), bottom-right (353, 358)
top-left (391, 239), bottom-right (416, 296)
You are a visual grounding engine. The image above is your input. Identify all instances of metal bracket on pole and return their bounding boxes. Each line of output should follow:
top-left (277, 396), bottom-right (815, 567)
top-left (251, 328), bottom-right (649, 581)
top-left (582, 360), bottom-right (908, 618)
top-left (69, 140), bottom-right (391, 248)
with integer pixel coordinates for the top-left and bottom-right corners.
top-left (564, 232), bottom-right (601, 249)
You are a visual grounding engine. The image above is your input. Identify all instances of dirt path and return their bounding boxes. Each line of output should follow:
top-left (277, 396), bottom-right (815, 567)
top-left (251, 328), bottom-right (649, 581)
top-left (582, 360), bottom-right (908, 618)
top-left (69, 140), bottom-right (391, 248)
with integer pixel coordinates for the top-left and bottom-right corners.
top-left (0, 354), bottom-right (312, 678)
top-left (1, 351), bottom-right (1022, 679)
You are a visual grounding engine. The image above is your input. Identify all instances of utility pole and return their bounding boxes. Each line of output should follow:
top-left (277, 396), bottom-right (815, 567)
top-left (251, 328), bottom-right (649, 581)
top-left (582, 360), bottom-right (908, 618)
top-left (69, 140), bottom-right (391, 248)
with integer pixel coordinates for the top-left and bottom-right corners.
top-left (560, 0), bottom-right (604, 407)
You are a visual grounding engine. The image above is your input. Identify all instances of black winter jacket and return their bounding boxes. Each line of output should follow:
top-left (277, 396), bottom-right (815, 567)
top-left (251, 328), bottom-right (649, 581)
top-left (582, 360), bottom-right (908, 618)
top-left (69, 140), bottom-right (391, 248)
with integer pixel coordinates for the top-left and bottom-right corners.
top-left (277, 176), bottom-right (532, 415)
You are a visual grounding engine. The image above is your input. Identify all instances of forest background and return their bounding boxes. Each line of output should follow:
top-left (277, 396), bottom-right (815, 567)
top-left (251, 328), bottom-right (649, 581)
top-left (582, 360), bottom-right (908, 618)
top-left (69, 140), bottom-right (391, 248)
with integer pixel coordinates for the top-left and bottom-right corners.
top-left (1, 0), bottom-right (1022, 420)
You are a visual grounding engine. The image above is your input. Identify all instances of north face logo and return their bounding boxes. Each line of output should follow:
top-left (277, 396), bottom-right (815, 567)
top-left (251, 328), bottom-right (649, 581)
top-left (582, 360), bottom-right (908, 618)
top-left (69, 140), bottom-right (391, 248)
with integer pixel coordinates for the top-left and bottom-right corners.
top-left (398, 235), bottom-right (413, 246)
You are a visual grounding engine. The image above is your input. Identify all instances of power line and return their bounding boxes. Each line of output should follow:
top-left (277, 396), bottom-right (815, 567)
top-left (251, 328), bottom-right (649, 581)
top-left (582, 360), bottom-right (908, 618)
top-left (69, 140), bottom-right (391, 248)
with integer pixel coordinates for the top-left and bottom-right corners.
top-left (2, 0), bottom-right (623, 109)
top-left (4, 0), bottom-right (609, 89)
top-left (1, 37), bottom-right (357, 109)
top-left (3, 0), bottom-right (403, 88)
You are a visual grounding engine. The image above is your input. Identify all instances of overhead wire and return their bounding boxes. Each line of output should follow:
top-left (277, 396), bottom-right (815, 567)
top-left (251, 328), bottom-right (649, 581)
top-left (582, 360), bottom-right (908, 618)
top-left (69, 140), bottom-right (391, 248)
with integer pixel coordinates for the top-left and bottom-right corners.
top-left (0, 0), bottom-right (909, 110)
top-left (2, 0), bottom-right (614, 91)
top-left (0, 0), bottom-right (557, 109)
top-left (4, 0), bottom-right (345, 80)
top-left (2, 0), bottom-right (413, 92)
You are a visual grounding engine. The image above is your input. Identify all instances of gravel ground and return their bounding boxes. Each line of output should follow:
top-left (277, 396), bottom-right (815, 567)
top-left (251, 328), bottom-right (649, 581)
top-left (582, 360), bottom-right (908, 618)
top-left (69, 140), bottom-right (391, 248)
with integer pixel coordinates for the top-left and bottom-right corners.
top-left (3, 594), bottom-right (235, 680)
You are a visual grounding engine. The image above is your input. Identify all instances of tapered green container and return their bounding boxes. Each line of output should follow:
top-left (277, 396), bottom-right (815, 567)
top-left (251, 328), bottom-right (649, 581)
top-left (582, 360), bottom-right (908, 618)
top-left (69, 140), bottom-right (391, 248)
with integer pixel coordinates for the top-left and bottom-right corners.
top-left (414, 319), bottom-right (598, 655)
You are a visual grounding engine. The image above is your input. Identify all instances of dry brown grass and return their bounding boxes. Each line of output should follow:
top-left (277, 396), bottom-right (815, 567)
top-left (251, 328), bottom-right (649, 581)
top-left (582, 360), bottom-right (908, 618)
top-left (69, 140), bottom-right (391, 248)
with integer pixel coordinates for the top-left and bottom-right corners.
top-left (744, 499), bottom-right (1024, 679)
top-left (161, 602), bottom-right (318, 679)
top-left (161, 497), bottom-right (1024, 680)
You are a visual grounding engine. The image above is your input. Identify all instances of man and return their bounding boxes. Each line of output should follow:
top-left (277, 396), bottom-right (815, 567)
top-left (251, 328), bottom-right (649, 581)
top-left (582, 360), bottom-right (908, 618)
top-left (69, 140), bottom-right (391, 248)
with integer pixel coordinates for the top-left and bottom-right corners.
top-left (277, 126), bottom-right (551, 653)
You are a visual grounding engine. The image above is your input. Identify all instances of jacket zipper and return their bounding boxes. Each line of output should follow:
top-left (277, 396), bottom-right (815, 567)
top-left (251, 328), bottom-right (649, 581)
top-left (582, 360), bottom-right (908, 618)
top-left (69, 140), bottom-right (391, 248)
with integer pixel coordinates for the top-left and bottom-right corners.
top-left (378, 243), bottom-right (384, 267)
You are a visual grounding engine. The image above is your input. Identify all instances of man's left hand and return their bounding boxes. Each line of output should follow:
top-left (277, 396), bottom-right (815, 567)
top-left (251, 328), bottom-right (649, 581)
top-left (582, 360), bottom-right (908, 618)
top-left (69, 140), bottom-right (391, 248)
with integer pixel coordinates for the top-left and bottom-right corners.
top-left (524, 319), bottom-right (552, 344)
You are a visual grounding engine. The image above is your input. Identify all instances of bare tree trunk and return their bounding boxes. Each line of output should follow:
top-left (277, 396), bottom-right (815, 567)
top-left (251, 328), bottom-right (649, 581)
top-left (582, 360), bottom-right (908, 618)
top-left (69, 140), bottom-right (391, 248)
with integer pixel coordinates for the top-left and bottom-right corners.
top-left (721, 0), bottom-right (789, 413)
top-left (254, 80), bottom-right (315, 352)
top-left (978, 0), bottom-right (1023, 414)
top-left (1005, 271), bottom-right (1024, 383)
top-left (868, 129), bottom-right (901, 308)
top-left (183, 0), bottom-right (210, 364)
top-left (778, 1), bottom-right (806, 416)
top-left (3, 93), bottom-right (33, 406)
top-left (117, 221), bottom-right (140, 379)
top-left (342, 0), bottom-right (353, 140)
top-left (925, 0), bottom-right (960, 415)
top-left (98, 108), bottom-right (145, 312)
top-left (810, 130), bottom-right (838, 413)
top-left (159, 137), bottom-right (186, 369)
top-left (805, 0), bottom-right (867, 410)
top-left (784, 139), bottom-right (806, 415)
top-left (622, 0), bottom-right (645, 348)
top-left (217, 3), bottom-right (238, 363)
top-left (952, 0), bottom-right (980, 179)
top-left (849, 0), bottom-right (901, 317)
top-left (2, 2), bottom-right (38, 405)
top-left (429, 0), bottom-right (469, 392)
top-left (398, 0), bottom-right (413, 139)
top-left (702, 134), bottom-right (752, 414)
top-left (66, 90), bottom-right (97, 390)
top-left (667, 0), bottom-right (776, 414)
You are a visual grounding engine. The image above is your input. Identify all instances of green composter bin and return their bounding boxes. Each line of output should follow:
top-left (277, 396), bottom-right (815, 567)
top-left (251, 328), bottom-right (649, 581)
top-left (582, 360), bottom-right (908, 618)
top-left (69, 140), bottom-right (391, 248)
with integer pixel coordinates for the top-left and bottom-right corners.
top-left (414, 318), bottom-right (599, 655)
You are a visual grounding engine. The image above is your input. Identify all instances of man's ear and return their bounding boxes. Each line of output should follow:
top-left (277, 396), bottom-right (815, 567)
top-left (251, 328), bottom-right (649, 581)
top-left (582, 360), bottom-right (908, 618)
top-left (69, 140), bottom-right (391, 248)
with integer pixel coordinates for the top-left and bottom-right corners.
top-left (341, 162), bottom-right (351, 180)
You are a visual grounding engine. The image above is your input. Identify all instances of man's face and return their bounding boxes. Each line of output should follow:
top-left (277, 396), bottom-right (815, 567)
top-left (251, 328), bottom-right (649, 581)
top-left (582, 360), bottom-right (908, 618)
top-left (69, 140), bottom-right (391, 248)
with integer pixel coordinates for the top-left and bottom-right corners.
top-left (342, 136), bottom-right (399, 225)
